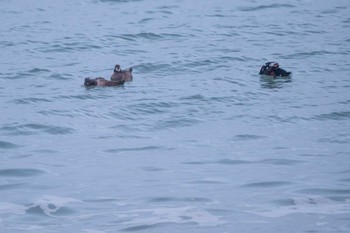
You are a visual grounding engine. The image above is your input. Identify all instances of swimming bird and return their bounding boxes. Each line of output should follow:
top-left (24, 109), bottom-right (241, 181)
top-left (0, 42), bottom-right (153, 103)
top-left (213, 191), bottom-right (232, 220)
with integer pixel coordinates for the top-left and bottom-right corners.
top-left (259, 62), bottom-right (291, 77)
top-left (110, 64), bottom-right (133, 82)
top-left (84, 77), bottom-right (124, 86)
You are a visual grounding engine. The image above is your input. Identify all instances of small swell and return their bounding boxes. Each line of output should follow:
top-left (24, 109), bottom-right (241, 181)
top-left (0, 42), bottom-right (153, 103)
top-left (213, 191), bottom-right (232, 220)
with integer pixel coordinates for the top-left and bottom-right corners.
top-left (238, 4), bottom-right (295, 12)
top-left (0, 168), bottom-right (45, 177)
top-left (1, 123), bottom-right (74, 135)
top-left (0, 140), bottom-right (21, 149)
top-left (313, 111), bottom-right (350, 121)
top-left (149, 197), bottom-right (212, 203)
top-left (242, 181), bottom-right (292, 188)
top-left (12, 97), bottom-right (52, 104)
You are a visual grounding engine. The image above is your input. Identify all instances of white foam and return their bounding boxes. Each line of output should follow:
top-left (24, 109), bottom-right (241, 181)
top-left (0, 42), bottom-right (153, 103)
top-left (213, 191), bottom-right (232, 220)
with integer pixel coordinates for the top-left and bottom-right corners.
top-left (33, 195), bottom-right (81, 216)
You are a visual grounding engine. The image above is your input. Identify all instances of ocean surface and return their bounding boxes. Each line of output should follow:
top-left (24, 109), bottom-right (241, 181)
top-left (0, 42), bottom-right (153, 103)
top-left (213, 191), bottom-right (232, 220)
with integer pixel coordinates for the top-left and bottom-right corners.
top-left (1, 0), bottom-right (350, 232)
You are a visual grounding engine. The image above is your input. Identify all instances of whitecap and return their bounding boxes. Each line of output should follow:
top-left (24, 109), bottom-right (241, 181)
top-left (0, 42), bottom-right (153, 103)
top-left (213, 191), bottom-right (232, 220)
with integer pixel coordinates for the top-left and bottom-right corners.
top-left (32, 195), bottom-right (81, 217)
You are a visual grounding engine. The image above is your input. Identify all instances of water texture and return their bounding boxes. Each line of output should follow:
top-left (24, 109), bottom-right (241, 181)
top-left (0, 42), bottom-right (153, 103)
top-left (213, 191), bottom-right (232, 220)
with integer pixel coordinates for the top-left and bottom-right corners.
top-left (1, 0), bottom-right (350, 232)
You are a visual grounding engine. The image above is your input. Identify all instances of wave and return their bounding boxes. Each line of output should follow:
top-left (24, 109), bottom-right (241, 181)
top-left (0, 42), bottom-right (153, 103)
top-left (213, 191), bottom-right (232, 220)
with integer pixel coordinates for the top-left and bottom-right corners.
top-left (111, 32), bottom-right (182, 42)
top-left (0, 140), bottom-right (21, 149)
top-left (0, 168), bottom-right (45, 177)
top-left (313, 111), bottom-right (350, 121)
top-left (238, 4), bottom-right (295, 12)
top-left (1, 123), bottom-right (74, 135)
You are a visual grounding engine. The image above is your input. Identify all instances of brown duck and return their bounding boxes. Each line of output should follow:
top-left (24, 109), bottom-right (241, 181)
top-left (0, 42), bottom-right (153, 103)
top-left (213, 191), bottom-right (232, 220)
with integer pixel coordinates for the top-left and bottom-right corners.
top-left (84, 64), bottom-right (133, 87)
top-left (110, 64), bottom-right (133, 82)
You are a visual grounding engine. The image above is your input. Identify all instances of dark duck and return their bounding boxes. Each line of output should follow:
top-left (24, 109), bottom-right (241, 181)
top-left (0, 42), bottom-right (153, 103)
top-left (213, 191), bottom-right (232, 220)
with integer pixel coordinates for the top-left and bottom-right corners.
top-left (84, 64), bottom-right (133, 87)
top-left (111, 64), bottom-right (133, 82)
top-left (259, 62), bottom-right (291, 77)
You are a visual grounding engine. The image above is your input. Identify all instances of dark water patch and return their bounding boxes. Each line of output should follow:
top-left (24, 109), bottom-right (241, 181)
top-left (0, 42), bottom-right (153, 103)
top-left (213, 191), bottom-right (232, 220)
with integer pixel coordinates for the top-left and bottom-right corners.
top-left (238, 4), bottom-right (295, 12)
top-left (339, 178), bottom-right (350, 183)
top-left (183, 159), bottom-right (252, 165)
top-left (318, 134), bottom-right (350, 144)
top-left (259, 159), bottom-right (303, 165)
top-left (231, 134), bottom-right (266, 141)
top-left (121, 224), bottom-right (157, 232)
top-left (321, 9), bottom-right (339, 14)
top-left (0, 168), bottom-right (45, 177)
top-left (272, 198), bottom-right (296, 207)
top-left (138, 17), bottom-right (155, 23)
top-left (303, 30), bottom-right (328, 35)
top-left (114, 32), bottom-right (180, 42)
top-left (242, 181), bottom-right (292, 188)
top-left (336, 169), bottom-right (350, 174)
top-left (153, 117), bottom-right (202, 130)
top-left (26, 204), bottom-right (76, 217)
top-left (182, 161), bottom-right (211, 165)
top-left (186, 158), bottom-right (302, 167)
top-left (180, 94), bottom-right (206, 102)
top-left (149, 197), bottom-right (212, 203)
top-left (0, 140), bottom-right (21, 149)
top-left (1, 123), bottom-right (74, 135)
top-left (105, 146), bottom-right (162, 153)
top-left (298, 188), bottom-right (350, 195)
top-left (28, 68), bottom-right (51, 73)
top-left (141, 166), bottom-right (164, 172)
top-left (313, 111), bottom-right (350, 121)
top-left (299, 153), bottom-right (330, 157)
top-left (12, 97), bottom-right (52, 104)
top-left (187, 180), bottom-right (223, 185)
top-left (326, 196), bottom-right (350, 203)
top-left (217, 159), bottom-right (253, 165)
top-left (0, 41), bottom-right (15, 48)
top-left (26, 205), bottom-right (50, 216)
top-left (0, 182), bottom-right (25, 190)
top-left (1, 71), bottom-right (34, 80)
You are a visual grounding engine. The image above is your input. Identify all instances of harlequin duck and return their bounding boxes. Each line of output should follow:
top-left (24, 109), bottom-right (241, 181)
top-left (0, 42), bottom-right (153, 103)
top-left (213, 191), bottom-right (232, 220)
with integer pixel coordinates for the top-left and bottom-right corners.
top-left (84, 77), bottom-right (124, 86)
top-left (259, 62), bottom-right (291, 77)
top-left (110, 64), bottom-right (133, 82)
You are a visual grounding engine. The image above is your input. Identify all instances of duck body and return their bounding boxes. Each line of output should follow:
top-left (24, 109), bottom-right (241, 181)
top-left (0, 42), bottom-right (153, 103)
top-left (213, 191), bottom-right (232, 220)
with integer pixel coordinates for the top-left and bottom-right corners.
top-left (83, 64), bottom-right (133, 87)
top-left (84, 77), bottom-right (125, 87)
top-left (259, 62), bottom-right (291, 77)
top-left (111, 65), bottom-right (133, 82)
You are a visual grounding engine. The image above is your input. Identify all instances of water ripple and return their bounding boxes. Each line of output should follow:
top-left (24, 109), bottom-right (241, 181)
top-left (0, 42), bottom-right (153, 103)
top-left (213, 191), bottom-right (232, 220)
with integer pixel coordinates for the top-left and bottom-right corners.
top-left (1, 123), bottom-right (74, 135)
top-left (313, 111), bottom-right (350, 121)
top-left (0, 140), bottom-right (21, 149)
top-left (12, 97), bottom-right (52, 104)
top-left (241, 181), bottom-right (292, 188)
top-left (0, 168), bottom-right (45, 177)
top-left (238, 4), bottom-right (295, 12)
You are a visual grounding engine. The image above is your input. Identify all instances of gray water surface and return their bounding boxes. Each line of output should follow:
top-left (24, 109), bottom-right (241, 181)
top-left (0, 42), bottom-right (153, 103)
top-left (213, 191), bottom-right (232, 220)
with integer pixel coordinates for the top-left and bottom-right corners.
top-left (1, 0), bottom-right (350, 232)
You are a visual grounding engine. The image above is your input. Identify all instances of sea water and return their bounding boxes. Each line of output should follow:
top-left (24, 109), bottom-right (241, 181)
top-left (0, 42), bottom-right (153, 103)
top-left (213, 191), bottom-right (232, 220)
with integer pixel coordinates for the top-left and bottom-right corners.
top-left (1, 0), bottom-right (350, 232)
